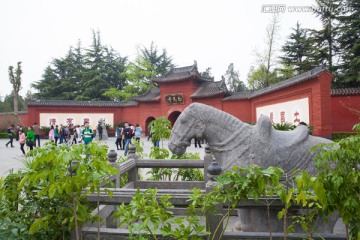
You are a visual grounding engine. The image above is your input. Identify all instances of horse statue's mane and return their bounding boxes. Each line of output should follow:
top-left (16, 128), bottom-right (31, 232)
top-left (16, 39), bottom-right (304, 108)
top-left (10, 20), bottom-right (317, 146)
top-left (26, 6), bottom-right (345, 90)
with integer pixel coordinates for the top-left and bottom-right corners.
top-left (169, 103), bottom-right (332, 175)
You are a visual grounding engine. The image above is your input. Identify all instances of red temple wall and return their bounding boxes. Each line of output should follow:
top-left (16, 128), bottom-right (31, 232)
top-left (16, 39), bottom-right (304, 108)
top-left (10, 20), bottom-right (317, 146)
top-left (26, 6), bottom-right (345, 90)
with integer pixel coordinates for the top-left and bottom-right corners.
top-left (222, 100), bottom-right (251, 123)
top-left (11, 72), bottom-right (360, 137)
top-left (331, 95), bottom-right (360, 132)
top-left (248, 72), bottom-right (333, 137)
top-left (193, 96), bottom-right (224, 111)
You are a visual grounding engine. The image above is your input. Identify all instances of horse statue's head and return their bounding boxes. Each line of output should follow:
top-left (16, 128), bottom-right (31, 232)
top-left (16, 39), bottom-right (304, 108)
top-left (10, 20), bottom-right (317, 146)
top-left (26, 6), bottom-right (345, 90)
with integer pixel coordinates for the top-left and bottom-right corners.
top-left (169, 103), bottom-right (248, 156)
top-left (169, 103), bottom-right (205, 155)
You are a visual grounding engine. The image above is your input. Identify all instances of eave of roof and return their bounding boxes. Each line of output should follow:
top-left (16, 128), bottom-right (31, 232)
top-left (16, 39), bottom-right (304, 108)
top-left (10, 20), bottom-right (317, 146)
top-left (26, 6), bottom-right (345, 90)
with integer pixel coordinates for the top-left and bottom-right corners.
top-left (152, 63), bottom-right (214, 83)
top-left (190, 80), bottom-right (229, 99)
top-left (132, 88), bottom-right (161, 102)
top-left (28, 99), bottom-right (138, 107)
top-left (223, 66), bottom-right (331, 101)
top-left (331, 88), bottom-right (360, 95)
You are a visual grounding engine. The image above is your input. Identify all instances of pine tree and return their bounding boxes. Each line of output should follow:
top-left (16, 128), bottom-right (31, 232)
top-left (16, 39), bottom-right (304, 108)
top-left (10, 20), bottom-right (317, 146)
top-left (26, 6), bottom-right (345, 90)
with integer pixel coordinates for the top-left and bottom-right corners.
top-left (139, 41), bottom-right (174, 77)
top-left (335, 0), bottom-right (360, 88)
top-left (280, 22), bottom-right (315, 74)
top-left (103, 42), bottom-right (173, 101)
top-left (312, 0), bottom-right (342, 72)
top-left (224, 63), bottom-right (247, 92)
top-left (33, 31), bottom-right (127, 100)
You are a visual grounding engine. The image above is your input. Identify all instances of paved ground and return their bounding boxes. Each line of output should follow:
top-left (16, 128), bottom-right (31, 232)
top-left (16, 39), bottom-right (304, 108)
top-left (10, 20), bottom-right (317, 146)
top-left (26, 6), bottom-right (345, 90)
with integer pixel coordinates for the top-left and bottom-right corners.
top-left (0, 136), bottom-right (205, 177)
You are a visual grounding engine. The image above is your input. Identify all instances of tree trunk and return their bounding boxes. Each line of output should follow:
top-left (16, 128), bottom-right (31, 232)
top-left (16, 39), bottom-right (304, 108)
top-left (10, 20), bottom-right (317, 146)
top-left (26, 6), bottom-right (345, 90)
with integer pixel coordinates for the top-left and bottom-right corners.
top-left (13, 91), bottom-right (19, 116)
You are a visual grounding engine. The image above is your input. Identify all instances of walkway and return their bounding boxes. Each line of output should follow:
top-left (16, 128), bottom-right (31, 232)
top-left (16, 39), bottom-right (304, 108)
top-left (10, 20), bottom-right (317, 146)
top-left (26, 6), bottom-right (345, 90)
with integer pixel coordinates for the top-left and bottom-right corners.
top-left (0, 137), bottom-right (205, 177)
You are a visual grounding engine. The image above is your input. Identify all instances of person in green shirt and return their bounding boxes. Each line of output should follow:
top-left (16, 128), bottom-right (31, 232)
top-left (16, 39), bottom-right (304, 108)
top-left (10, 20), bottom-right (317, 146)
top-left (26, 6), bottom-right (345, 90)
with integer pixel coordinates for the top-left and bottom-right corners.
top-left (26, 126), bottom-right (35, 151)
top-left (81, 122), bottom-right (94, 145)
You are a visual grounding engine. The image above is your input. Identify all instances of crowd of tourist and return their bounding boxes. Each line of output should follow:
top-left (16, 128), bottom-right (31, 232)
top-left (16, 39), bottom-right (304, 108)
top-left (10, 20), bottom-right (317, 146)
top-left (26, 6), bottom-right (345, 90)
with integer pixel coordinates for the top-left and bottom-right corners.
top-left (5, 121), bottom-right (144, 157)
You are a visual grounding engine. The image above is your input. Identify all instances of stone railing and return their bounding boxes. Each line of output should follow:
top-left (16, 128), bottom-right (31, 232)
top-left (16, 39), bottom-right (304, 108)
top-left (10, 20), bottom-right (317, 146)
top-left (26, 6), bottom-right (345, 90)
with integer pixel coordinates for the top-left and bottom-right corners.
top-left (81, 145), bottom-right (346, 240)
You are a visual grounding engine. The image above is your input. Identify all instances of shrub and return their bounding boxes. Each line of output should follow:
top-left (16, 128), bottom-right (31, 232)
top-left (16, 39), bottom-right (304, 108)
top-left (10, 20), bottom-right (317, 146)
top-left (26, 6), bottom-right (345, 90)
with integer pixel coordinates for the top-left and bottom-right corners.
top-left (332, 131), bottom-right (360, 141)
top-left (0, 142), bottom-right (118, 239)
top-left (272, 122), bottom-right (296, 131)
top-left (0, 132), bottom-right (8, 139)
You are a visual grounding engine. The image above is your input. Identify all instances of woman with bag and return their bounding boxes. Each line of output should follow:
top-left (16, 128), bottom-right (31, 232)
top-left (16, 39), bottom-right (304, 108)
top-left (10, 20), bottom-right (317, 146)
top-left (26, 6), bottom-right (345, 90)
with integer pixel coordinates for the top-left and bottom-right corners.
top-left (19, 129), bottom-right (26, 155)
top-left (26, 126), bottom-right (35, 151)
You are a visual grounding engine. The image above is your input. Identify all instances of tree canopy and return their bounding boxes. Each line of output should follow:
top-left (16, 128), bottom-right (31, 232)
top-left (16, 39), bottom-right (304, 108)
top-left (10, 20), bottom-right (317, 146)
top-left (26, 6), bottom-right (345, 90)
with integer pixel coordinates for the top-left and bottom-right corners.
top-left (32, 31), bottom-right (128, 101)
top-left (103, 42), bottom-right (174, 101)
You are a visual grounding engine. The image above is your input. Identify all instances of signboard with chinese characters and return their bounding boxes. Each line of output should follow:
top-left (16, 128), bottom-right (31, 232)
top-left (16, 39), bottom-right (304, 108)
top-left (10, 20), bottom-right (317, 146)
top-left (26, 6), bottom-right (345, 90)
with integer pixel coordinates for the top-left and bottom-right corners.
top-left (39, 113), bottom-right (114, 130)
top-left (256, 97), bottom-right (309, 125)
top-left (165, 94), bottom-right (184, 105)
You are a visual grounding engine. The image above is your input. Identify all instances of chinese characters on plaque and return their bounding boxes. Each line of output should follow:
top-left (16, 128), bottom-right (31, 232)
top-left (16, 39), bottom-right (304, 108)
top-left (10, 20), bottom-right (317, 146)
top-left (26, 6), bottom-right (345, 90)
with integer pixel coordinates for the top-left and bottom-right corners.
top-left (165, 94), bottom-right (184, 105)
top-left (268, 110), bottom-right (302, 123)
top-left (256, 98), bottom-right (310, 125)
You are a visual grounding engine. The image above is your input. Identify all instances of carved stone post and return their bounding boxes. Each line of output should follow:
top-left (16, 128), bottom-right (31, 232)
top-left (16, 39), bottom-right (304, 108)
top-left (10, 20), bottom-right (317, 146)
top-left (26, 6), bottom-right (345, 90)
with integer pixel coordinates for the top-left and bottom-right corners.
top-left (107, 149), bottom-right (119, 188)
top-left (203, 145), bottom-right (214, 184)
top-left (68, 160), bottom-right (79, 177)
top-left (127, 144), bottom-right (138, 188)
top-left (206, 159), bottom-right (223, 240)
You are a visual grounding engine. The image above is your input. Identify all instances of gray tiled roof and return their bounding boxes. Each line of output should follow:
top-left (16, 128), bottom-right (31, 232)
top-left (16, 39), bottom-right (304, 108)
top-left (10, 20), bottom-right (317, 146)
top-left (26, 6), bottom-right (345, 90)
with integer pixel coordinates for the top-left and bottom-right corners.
top-left (190, 80), bottom-right (229, 99)
top-left (223, 66), bottom-right (330, 101)
top-left (331, 88), bottom-right (360, 95)
top-left (132, 88), bottom-right (160, 102)
top-left (152, 63), bottom-right (213, 83)
top-left (223, 92), bottom-right (253, 100)
top-left (28, 99), bottom-right (138, 107)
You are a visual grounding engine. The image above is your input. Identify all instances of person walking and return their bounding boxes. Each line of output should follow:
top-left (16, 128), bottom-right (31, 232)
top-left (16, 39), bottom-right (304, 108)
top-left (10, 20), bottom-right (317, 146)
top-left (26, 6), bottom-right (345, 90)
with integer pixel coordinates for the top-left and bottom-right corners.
top-left (81, 122), bottom-right (94, 145)
top-left (194, 137), bottom-right (202, 148)
top-left (76, 125), bottom-right (82, 143)
top-left (33, 122), bottom-right (41, 147)
top-left (6, 124), bottom-right (15, 148)
top-left (59, 124), bottom-right (66, 144)
top-left (15, 125), bottom-right (21, 141)
top-left (97, 122), bottom-right (103, 140)
top-left (115, 124), bottom-right (123, 150)
top-left (123, 122), bottom-right (133, 156)
top-left (68, 124), bottom-right (75, 146)
top-left (54, 125), bottom-right (59, 145)
top-left (134, 124), bottom-right (142, 142)
top-left (26, 126), bottom-right (35, 151)
top-left (48, 125), bottom-right (55, 142)
top-left (147, 125), bottom-right (152, 141)
top-left (19, 129), bottom-right (26, 155)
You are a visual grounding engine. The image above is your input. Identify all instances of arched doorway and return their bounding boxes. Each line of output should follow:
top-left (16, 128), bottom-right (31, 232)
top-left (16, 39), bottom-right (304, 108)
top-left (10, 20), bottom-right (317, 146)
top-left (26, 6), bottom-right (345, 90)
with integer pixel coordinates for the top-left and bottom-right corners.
top-left (168, 111), bottom-right (182, 127)
top-left (145, 116), bottom-right (155, 136)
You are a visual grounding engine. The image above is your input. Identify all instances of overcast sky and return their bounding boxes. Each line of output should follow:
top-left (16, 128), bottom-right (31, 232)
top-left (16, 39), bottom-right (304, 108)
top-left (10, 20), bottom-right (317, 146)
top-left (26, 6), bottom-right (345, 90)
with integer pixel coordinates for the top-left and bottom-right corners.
top-left (0, 0), bottom-right (323, 98)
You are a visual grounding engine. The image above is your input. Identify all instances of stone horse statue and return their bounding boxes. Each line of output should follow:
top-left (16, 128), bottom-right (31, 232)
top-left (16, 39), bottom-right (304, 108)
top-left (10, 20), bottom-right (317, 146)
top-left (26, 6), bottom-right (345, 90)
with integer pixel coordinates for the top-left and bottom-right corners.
top-left (169, 103), bottom-right (331, 175)
top-left (169, 103), bottom-right (339, 233)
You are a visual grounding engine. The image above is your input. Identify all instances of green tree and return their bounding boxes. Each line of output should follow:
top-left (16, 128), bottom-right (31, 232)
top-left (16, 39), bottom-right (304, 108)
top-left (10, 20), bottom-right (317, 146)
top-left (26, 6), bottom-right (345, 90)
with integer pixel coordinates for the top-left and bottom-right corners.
top-left (104, 42), bottom-right (173, 101)
top-left (149, 116), bottom-right (172, 149)
top-left (280, 22), bottom-right (316, 74)
top-left (248, 14), bottom-right (281, 89)
top-left (139, 41), bottom-right (174, 76)
top-left (0, 92), bottom-right (27, 113)
top-left (8, 62), bottom-right (22, 116)
top-left (312, 0), bottom-right (342, 73)
top-left (33, 31), bottom-right (127, 101)
top-left (224, 63), bottom-right (247, 92)
top-left (82, 30), bottom-right (127, 100)
top-left (247, 65), bottom-right (278, 90)
top-left (335, 0), bottom-right (360, 88)
top-left (200, 67), bottom-right (213, 79)
top-left (312, 127), bottom-right (360, 239)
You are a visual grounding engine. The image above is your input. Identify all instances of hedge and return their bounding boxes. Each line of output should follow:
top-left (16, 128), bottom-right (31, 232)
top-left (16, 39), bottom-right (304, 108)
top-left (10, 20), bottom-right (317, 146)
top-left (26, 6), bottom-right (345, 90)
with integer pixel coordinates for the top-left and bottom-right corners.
top-left (332, 132), bottom-right (360, 141)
